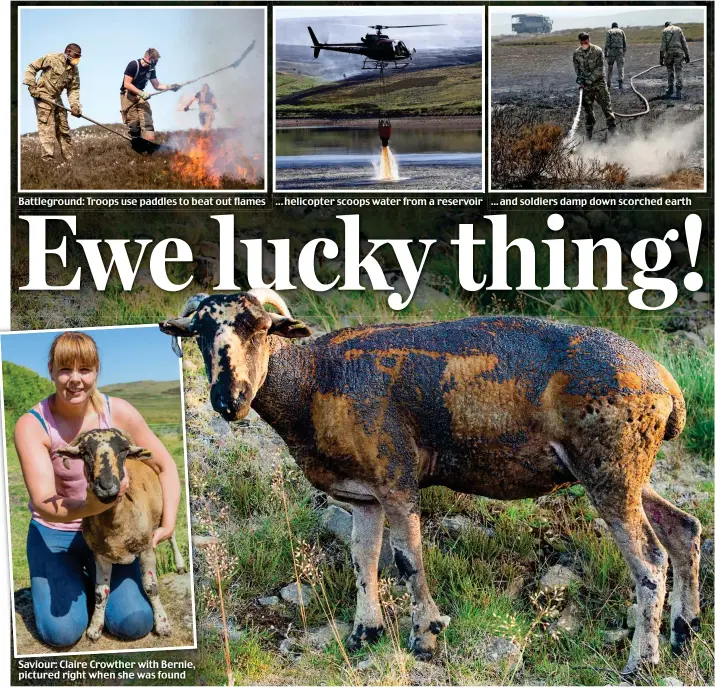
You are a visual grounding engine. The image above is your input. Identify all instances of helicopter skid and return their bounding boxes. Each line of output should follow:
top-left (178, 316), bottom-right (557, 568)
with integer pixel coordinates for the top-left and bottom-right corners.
top-left (361, 59), bottom-right (410, 71)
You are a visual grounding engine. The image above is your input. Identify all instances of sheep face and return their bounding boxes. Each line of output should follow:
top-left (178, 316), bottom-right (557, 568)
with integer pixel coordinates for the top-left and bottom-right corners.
top-left (57, 428), bottom-right (151, 503)
top-left (159, 294), bottom-right (310, 421)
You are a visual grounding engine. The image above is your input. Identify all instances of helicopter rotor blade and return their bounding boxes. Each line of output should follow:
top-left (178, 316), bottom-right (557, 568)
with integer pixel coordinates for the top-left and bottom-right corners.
top-left (368, 24), bottom-right (446, 29)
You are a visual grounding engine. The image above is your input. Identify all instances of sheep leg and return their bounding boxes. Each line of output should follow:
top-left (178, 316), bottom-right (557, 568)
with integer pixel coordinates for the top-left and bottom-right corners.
top-left (642, 484), bottom-right (701, 654)
top-left (169, 533), bottom-right (187, 574)
top-left (87, 554), bottom-right (112, 641)
top-left (346, 501), bottom-right (385, 651)
top-left (139, 548), bottom-right (172, 636)
top-left (381, 498), bottom-right (449, 660)
top-left (590, 490), bottom-right (667, 676)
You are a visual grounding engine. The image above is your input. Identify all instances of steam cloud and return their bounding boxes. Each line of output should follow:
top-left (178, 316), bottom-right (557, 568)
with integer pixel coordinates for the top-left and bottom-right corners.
top-left (577, 113), bottom-right (703, 178)
top-left (170, 8), bottom-right (265, 180)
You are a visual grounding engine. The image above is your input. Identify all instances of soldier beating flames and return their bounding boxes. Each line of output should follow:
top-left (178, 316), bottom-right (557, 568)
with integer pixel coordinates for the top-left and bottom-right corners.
top-left (23, 43), bottom-right (83, 163)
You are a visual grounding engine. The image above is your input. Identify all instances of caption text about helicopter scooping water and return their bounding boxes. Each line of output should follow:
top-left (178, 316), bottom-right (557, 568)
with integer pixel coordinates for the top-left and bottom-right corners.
top-left (18, 212), bottom-right (704, 312)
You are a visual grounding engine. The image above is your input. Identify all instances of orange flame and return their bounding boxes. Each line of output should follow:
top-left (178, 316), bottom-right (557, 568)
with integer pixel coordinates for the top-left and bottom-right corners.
top-left (170, 131), bottom-right (261, 188)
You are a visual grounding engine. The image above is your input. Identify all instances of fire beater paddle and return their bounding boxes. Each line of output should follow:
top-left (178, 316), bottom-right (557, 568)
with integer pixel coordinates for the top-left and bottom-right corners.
top-left (35, 96), bottom-right (165, 153)
top-left (122, 40), bottom-right (256, 116)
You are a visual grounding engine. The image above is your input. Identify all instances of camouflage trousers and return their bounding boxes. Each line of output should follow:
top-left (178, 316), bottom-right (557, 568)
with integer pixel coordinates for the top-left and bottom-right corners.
top-left (582, 80), bottom-right (616, 132)
top-left (607, 52), bottom-right (625, 87)
top-left (665, 53), bottom-right (684, 90)
top-left (120, 92), bottom-right (155, 139)
top-left (34, 98), bottom-right (72, 162)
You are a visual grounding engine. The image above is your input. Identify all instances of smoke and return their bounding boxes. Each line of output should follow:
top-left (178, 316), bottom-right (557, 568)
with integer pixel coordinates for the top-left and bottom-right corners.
top-left (577, 114), bottom-right (703, 178)
top-left (171, 8), bottom-right (265, 179)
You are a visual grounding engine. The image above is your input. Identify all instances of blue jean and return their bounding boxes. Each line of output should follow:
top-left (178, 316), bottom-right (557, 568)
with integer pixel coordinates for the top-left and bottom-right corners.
top-left (27, 519), bottom-right (154, 647)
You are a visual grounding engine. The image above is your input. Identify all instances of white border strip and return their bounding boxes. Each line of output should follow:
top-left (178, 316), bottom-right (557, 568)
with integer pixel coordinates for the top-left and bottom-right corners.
top-left (0, 323), bottom-right (197, 659)
top-left (17, 5), bottom-right (268, 194)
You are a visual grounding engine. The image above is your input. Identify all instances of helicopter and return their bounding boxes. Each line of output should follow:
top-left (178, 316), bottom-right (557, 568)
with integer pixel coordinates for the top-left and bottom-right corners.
top-left (307, 23), bottom-right (444, 71)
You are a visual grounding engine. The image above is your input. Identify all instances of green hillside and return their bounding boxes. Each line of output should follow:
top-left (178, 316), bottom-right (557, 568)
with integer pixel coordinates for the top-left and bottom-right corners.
top-left (493, 22), bottom-right (704, 46)
top-left (276, 72), bottom-right (326, 98)
top-left (2, 362), bottom-right (55, 438)
top-left (100, 380), bottom-right (182, 426)
top-left (276, 63), bottom-right (482, 118)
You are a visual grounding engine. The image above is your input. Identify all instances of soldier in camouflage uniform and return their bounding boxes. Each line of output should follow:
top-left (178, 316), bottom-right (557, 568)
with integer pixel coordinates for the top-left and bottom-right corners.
top-left (605, 22), bottom-right (627, 90)
top-left (23, 44), bottom-right (82, 163)
top-left (573, 32), bottom-right (616, 140)
top-left (660, 22), bottom-right (690, 99)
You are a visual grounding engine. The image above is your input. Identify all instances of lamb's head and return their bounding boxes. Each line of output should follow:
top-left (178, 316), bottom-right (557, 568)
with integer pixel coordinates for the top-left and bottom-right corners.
top-left (159, 289), bottom-right (311, 421)
top-left (57, 428), bottom-right (151, 503)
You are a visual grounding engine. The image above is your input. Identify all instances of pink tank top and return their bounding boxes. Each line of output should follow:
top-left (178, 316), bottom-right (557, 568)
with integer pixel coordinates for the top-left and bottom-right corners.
top-left (28, 396), bottom-right (112, 531)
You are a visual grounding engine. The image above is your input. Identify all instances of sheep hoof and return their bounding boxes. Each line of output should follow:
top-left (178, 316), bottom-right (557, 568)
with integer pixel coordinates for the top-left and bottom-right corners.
top-left (346, 625), bottom-right (383, 652)
top-left (412, 648), bottom-right (434, 662)
top-left (408, 634), bottom-right (436, 661)
top-left (619, 659), bottom-right (657, 684)
top-left (155, 617), bottom-right (173, 637)
top-left (86, 626), bottom-right (103, 642)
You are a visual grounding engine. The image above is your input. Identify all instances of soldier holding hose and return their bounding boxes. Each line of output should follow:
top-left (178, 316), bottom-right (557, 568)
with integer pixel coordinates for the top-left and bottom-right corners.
top-left (573, 32), bottom-right (616, 140)
top-left (660, 22), bottom-right (690, 99)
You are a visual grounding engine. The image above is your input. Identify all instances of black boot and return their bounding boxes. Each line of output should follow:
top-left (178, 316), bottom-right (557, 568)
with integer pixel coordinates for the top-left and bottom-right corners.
top-left (666, 85), bottom-right (673, 98)
top-left (618, 79), bottom-right (623, 90)
top-left (674, 88), bottom-right (682, 100)
top-left (586, 128), bottom-right (593, 141)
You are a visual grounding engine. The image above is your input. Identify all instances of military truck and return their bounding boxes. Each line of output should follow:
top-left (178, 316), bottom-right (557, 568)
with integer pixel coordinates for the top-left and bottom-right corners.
top-left (511, 14), bottom-right (553, 34)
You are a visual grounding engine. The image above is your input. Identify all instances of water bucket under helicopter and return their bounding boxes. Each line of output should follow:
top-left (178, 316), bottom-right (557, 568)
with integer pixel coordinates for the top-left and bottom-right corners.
top-left (378, 118), bottom-right (392, 147)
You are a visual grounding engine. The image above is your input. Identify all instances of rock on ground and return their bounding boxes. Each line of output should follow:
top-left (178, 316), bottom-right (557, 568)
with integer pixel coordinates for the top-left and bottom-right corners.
top-left (549, 601), bottom-right (581, 637)
top-left (308, 622), bottom-right (352, 650)
top-left (539, 564), bottom-right (582, 593)
top-left (280, 581), bottom-right (314, 606)
top-left (475, 635), bottom-right (523, 672)
top-left (257, 596), bottom-right (280, 607)
top-left (603, 628), bottom-right (630, 645)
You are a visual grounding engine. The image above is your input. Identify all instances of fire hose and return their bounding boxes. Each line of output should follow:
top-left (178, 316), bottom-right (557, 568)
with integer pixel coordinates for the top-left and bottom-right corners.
top-left (122, 40), bottom-right (255, 116)
top-left (613, 57), bottom-right (704, 119)
top-left (572, 58), bottom-right (704, 137)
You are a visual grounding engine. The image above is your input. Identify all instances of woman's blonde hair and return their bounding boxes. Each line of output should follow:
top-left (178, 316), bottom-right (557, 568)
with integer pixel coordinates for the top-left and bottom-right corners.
top-left (48, 332), bottom-right (104, 415)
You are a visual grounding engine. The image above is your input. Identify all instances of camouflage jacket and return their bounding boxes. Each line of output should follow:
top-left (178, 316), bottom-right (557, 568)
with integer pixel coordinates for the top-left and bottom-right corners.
top-left (573, 44), bottom-right (605, 86)
top-left (23, 52), bottom-right (80, 107)
top-left (605, 28), bottom-right (627, 55)
top-left (660, 25), bottom-right (689, 57)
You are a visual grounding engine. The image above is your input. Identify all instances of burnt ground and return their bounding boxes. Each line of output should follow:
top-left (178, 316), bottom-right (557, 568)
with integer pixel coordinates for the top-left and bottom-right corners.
top-left (491, 41), bottom-right (705, 189)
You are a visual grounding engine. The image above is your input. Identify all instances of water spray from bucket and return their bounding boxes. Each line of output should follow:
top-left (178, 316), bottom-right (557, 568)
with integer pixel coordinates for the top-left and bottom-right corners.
top-left (376, 118), bottom-right (399, 180)
top-left (378, 146), bottom-right (399, 180)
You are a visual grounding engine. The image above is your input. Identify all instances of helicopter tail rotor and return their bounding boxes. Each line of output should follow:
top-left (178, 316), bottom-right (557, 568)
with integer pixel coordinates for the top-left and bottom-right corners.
top-left (307, 26), bottom-right (321, 58)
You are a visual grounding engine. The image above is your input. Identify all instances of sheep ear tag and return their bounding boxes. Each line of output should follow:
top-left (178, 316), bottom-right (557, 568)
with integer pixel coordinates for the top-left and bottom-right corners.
top-left (63, 457), bottom-right (71, 470)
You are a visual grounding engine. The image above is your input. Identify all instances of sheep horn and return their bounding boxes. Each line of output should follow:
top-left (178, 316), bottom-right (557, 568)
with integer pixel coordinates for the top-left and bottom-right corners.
top-left (170, 293), bottom-right (208, 357)
top-left (181, 293), bottom-right (209, 317)
top-left (247, 288), bottom-right (292, 318)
